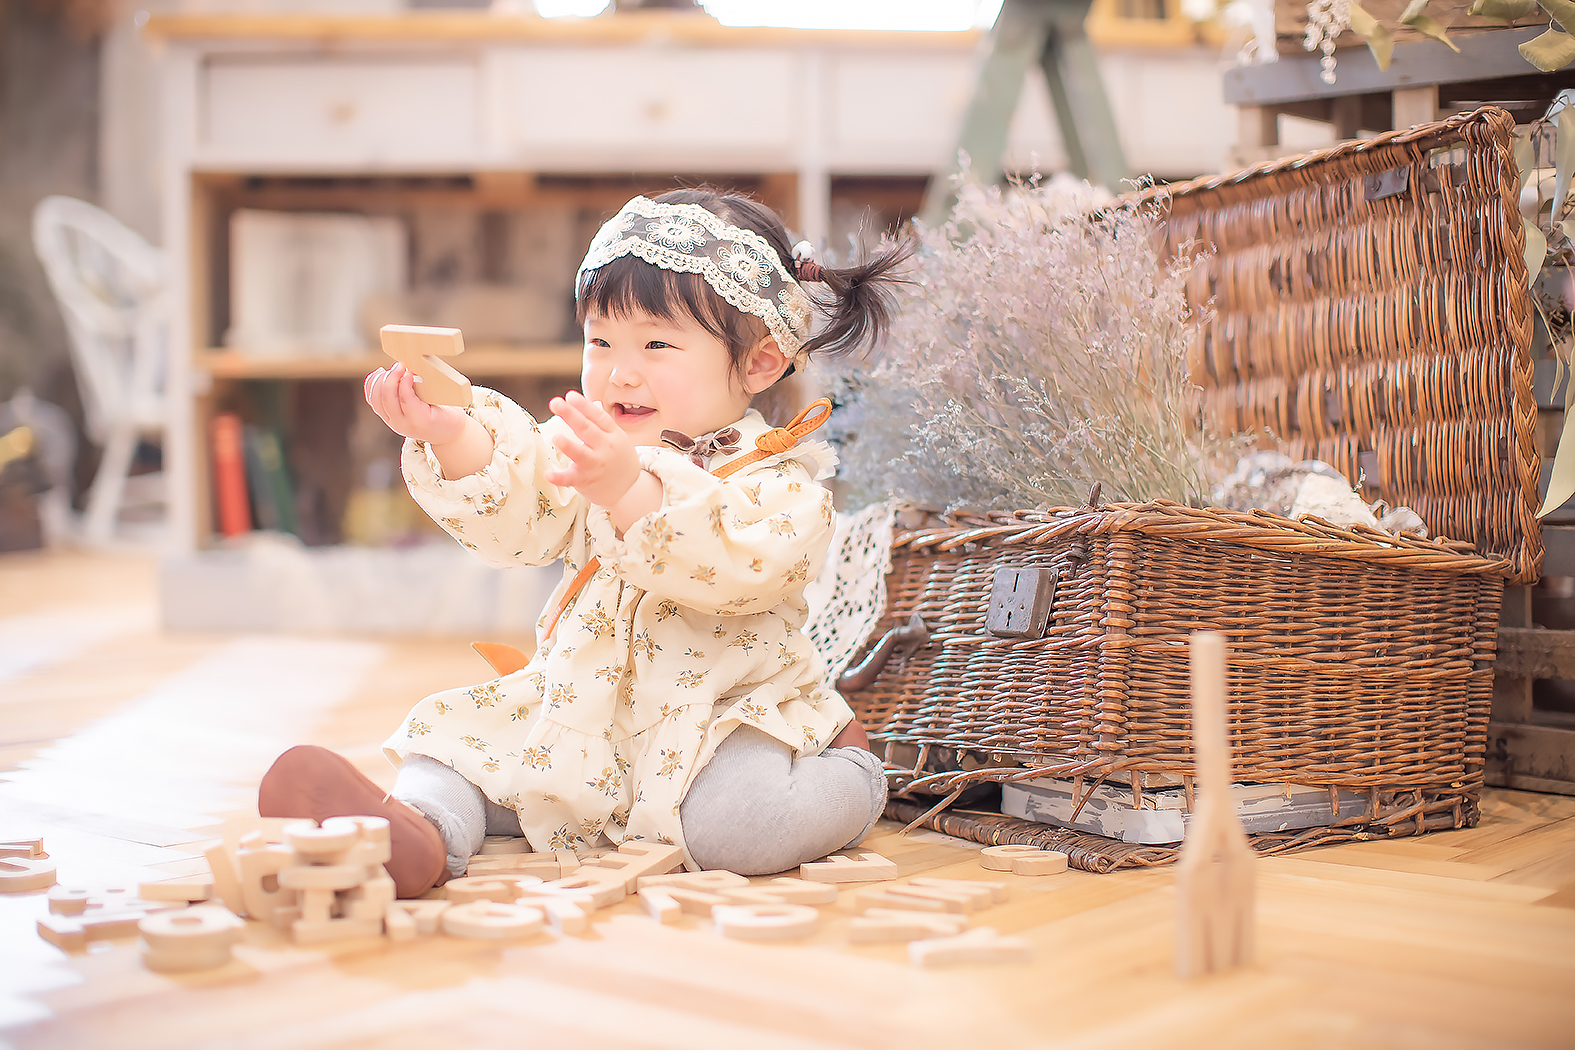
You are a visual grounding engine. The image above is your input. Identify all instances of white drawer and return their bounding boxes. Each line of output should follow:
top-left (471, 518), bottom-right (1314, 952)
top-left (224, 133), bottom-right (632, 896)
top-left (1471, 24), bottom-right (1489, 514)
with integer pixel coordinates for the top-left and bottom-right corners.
top-left (827, 52), bottom-right (974, 170)
top-left (492, 48), bottom-right (796, 166)
top-left (202, 58), bottom-right (480, 167)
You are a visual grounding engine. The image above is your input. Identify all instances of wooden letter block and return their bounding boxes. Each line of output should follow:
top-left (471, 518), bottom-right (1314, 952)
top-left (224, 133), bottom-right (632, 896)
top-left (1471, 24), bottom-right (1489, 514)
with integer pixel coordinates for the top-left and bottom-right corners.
top-left (854, 889), bottom-right (949, 915)
top-left (479, 835), bottom-right (529, 855)
top-left (639, 886), bottom-right (727, 921)
top-left (555, 850), bottom-right (581, 876)
top-left (0, 855), bottom-right (57, 893)
top-left (444, 876), bottom-right (525, 905)
top-left (0, 837), bottom-right (45, 858)
top-left (384, 904), bottom-right (417, 942)
top-left (849, 909), bottom-right (970, 944)
top-left (284, 818), bottom-right (361, 861)
top-left (908, 877), bottom-right (1008, 905)
top-left (343, 875), bottom-right (397, 921)
top-left (238, 843), bottom-right (296, 923)
top-left (203, 841), bottom-right (246, 915)
top-left (514, 893), bottom-right (589, 935)
top-left (580, 841), bottom-right (685, 892)
top-left (980, 845), bottom-right (1068, 875)
top-left (298, 886), bottom-right (335, 925)
top-left (465, 853), bottom-right (562, 881)
top-left (441, 901), bottom-right (544, 940)
top-left (291, 917), bottom-right (384, 945)
top-left (47, 885), bottom-right (94, 915)
top-left (741, 878), bottom-right (839, 905)
top-left (277, 864), bottom-right (367, 892)
top-left (138, 877), bottom-right (215, 903)
top-left (800, 853), bottom-right (897, 884)
top-left (386, 899), bottom-right (451, 938)
top-left (638, 887), bottom-right (682, 924)
top-left (38, 904), bottom-right (178, 952)
top-left (139, 906), bottom-right (244, 973)
top-left (879, 883), bottom-right (978, 913)
top-left (536, 871), bottom-right (627, 911)
top-left (980, 844), bottom-right (1047, 869)
top-left (908, 926), bottom-right (1032, 967)
top-left (380, 325), bottom-right (472, 407)
top-left (638, 869), bottom-right (747, 893)
top-left (713, 903), bottom-right (819, 942)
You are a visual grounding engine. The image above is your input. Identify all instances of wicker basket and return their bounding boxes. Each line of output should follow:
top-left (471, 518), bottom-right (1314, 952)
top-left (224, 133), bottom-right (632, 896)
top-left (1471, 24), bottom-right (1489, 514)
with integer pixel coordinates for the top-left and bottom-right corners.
top-left (851, 107), bottom-right (1540, 871)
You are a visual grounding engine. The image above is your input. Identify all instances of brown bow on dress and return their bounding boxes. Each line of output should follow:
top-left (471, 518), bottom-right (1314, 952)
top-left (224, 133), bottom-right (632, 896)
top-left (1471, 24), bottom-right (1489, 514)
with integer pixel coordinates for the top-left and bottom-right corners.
top-left (661, 426), bottom-right (742, 468)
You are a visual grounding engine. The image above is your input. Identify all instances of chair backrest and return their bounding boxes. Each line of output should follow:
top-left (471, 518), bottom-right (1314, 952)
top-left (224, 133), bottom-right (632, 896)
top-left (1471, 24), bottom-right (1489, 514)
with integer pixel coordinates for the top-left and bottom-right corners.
top-left (31, 196), bottom-right (168, 442)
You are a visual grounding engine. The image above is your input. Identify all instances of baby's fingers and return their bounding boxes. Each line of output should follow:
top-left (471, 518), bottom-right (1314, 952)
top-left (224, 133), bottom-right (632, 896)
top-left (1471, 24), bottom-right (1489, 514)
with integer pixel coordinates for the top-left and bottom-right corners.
top-left (551, 395), bottom-right (609, 446)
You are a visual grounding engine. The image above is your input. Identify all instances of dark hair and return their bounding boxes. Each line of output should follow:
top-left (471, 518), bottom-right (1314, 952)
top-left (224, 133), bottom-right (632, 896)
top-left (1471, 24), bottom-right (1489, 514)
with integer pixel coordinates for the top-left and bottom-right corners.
top-left (575, 187), bottom-right (912, 381)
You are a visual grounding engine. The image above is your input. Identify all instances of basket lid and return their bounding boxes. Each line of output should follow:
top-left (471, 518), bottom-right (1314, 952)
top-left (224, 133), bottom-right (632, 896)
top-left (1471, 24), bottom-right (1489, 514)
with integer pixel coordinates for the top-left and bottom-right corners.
top-left (1124, 107), bottom-right (1542, 583)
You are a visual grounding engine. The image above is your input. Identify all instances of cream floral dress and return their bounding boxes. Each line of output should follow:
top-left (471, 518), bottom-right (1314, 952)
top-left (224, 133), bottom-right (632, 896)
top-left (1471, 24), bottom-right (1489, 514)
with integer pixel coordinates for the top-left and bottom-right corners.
top-left (382, 388), bottom-right (855, 865)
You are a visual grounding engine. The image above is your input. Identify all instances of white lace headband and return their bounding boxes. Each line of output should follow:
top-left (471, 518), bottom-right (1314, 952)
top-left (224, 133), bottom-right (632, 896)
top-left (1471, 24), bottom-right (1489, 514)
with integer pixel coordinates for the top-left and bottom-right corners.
top-left (575, 196), bottom-right (815, 357)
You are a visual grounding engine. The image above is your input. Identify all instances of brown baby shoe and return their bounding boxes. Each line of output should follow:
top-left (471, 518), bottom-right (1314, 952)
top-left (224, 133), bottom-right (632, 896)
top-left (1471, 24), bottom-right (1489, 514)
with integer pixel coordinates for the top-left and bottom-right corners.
top-left (258, 744), bottom-right (447, 898)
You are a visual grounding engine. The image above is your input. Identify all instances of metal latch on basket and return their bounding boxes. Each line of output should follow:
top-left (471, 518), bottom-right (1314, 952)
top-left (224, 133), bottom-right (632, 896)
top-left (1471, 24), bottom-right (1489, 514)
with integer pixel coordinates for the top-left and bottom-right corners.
top-left (986, 566), bottom-right (1057, 639)
top-left (1364, 167), bottom-right (1408, 202)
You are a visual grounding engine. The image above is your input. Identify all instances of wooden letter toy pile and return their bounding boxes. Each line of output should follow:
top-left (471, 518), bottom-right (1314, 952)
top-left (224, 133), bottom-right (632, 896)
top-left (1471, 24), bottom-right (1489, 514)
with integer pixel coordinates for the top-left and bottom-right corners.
top-left (23, 828), bottom-right (1074, 971)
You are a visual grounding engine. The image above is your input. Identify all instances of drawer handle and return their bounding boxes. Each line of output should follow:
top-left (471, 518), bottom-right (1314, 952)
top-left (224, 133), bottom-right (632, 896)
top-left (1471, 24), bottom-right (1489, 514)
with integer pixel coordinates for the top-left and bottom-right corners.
top-left (837, 612), bottom-right (929, 694)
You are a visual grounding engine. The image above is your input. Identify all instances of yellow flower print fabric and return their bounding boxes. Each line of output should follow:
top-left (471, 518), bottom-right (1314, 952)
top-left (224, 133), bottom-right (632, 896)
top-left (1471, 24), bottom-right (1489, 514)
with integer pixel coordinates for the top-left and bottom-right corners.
top-left (384, 390), bottom-right (853, 866)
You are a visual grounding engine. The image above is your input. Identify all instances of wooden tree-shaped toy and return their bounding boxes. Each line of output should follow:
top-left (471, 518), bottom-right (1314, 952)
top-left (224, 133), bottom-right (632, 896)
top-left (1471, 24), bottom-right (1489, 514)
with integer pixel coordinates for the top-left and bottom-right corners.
top-left (379, 325), bottom-right (472, 407)
top-left (1174, 631), bottom-right (1257, 978)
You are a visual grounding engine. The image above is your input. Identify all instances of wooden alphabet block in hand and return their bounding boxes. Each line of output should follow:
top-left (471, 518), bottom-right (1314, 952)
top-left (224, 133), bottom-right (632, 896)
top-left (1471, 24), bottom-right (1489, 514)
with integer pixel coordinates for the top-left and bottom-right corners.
top-left (380, 325), bottom-right (472, 407)
top-left (1174, 631), bottom-right (1257, 979)
top-left (799, 852), bottom-right (898, 884)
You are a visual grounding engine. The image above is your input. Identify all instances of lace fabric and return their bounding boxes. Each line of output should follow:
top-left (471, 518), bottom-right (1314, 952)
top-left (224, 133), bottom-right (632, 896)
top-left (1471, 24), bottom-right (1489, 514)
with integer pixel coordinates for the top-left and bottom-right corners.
top-left (577, 197), bottom-right (815, 357)
top-left (803, 501), bottom-right (896, 686)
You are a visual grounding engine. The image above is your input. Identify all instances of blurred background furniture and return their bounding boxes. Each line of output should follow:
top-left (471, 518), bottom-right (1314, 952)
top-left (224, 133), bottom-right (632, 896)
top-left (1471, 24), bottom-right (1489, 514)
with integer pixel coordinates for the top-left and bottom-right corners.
top-left (31, 194), bottom-right (169, 547)
top-left (144, 8), bottom-right (1255, 633)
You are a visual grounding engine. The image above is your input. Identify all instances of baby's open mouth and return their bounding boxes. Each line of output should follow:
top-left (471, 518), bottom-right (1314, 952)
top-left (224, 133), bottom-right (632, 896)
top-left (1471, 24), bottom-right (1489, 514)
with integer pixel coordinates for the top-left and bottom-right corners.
top-left (613, 403), bottom-right (655, 420)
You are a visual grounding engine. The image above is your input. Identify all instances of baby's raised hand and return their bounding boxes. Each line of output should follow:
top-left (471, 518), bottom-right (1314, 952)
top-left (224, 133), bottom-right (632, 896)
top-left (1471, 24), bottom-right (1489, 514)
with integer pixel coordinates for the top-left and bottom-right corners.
top-left (546, 391), bottom-right (641, 508)
top-left (364, 364), bottom-right (468, 445)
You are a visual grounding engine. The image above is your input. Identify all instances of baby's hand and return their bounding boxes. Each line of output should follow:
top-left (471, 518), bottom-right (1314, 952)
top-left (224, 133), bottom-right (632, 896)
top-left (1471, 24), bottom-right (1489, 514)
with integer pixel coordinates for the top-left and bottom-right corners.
top-left (546, 392), bottom-right (641, 508)
top-left (365, 364), bottom-right (469, 445)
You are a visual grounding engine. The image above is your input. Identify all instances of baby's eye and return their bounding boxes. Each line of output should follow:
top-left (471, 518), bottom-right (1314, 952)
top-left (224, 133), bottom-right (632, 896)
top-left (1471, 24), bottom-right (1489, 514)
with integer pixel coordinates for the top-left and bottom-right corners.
top-left (645, 341), bottom-right (673, 350)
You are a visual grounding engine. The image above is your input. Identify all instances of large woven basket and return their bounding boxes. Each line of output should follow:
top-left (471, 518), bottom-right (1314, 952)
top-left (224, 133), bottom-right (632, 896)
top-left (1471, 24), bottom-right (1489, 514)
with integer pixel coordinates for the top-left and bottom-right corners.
top-left (852, 107), bottom-right (1540, 871)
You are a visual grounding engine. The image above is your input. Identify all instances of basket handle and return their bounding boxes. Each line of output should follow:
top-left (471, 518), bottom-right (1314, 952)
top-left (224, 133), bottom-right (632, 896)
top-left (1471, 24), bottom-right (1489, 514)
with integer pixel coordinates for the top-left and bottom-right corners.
top-left (836, 612), bottom-right (929, 693)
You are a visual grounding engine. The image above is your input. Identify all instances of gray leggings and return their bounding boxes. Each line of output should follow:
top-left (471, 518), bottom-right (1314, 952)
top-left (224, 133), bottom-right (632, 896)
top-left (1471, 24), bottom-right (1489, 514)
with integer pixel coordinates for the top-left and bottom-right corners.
top-left (393, 726), bottom-right (888, 877)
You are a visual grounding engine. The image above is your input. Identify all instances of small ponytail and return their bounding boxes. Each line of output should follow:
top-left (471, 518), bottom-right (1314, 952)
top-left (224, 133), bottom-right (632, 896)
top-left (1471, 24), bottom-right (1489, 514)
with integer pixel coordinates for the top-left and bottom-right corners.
top-left (797, 238), bottom-right (915, 359)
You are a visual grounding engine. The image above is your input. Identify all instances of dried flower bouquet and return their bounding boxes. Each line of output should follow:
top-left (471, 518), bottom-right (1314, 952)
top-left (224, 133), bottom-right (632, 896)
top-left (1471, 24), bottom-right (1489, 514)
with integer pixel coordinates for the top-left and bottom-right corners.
top-left (830, 175), bottom-right (1240, 514)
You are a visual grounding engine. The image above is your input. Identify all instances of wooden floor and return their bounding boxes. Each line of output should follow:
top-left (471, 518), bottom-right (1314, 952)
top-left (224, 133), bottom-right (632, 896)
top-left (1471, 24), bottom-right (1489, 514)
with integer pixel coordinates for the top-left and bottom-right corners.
top-left (2, 549), bottom-right (1573, 1050)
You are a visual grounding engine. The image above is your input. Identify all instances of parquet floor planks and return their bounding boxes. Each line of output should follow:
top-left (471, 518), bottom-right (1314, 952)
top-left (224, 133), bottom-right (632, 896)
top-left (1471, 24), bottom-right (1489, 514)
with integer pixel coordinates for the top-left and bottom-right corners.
top-left (1, 549), bottom-right (1572, 1049)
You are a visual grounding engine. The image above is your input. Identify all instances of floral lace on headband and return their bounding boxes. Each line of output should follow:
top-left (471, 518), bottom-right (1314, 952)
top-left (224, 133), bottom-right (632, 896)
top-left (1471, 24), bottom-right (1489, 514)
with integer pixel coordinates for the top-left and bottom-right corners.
top-left (576, 197), bottom-right (815, 357)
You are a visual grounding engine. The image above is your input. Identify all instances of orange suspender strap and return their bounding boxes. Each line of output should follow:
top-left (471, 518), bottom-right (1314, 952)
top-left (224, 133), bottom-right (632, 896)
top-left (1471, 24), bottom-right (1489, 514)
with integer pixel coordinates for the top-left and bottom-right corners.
top-left (538, 397), bottom-right (834, 640)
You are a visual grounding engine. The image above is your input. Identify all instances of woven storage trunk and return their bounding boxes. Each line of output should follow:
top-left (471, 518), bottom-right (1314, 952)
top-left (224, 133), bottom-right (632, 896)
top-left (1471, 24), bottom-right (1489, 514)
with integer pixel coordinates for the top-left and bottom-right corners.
top-left (852, 107), bottom-right (1541, 871)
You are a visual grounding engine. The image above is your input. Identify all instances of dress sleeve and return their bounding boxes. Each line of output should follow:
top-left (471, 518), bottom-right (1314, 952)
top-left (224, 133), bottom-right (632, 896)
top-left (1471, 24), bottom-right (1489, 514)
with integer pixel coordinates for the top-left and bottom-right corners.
top-left (586, 448), bottom-right (836, 616)
top-left (401, 387), bottom-right (584, 569)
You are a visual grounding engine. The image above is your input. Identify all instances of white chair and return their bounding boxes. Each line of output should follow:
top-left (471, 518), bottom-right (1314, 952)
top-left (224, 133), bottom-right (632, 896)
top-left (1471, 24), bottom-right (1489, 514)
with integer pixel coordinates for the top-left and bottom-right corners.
top-left (32, 195), bottom-right (169, 546)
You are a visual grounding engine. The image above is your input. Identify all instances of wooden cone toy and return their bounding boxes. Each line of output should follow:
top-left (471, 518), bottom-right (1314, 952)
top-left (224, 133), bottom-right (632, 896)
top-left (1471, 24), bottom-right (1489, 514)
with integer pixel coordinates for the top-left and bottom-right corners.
top-left (1173, 631), bottom-right (1256, 979)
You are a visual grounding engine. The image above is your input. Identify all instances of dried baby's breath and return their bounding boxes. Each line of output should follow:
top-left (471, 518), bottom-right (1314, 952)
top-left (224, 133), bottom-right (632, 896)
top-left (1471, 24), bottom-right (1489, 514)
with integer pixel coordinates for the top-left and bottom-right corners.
top-left (830, 175), bottom-right (1239, 513)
